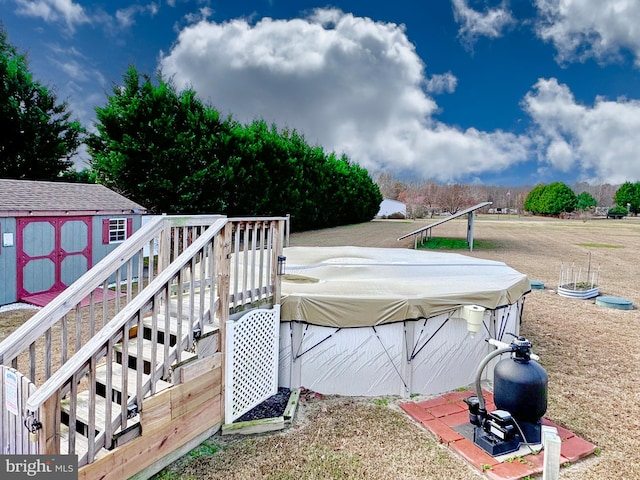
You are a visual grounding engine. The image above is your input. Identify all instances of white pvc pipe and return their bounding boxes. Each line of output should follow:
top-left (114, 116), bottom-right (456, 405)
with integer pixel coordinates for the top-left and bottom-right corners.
top-left (488, 338), bottom-right (540, 361)
top-left (543, 434), bottom-right (561, 480)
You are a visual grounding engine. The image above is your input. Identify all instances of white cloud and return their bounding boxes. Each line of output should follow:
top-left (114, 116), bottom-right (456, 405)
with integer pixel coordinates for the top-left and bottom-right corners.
top-left (159, 8), bottom-right (530, 182)
top-left (14, 0), bottom-right (89, 31)
top-left (116, 3), bottom-right (159, 29)
top-left (45, 43), bottom-right (106, 85)
top-left (13, 0), bottom-right (164, 34)
top-left (534, 0), bottom-right (640, 66)
top-left (47, 43), bottom-right (84, 58)
top-left (523, 78), bottom-right (640, 183)
top-left (182, 6), bottom-right (213, 25)
top-left (425, 72), bottom-right (457, 94)
top-left (40, 43), bottom-right (107, 140)
top-left (452, 0), bottom-right (515, 48)
top-left (57, 58), bottom-right (89, 81)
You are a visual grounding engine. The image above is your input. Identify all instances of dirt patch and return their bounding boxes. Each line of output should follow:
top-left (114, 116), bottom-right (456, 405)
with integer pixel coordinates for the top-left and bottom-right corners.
top-left (0, 308), bottom-right (37, 343)
top-left (162, 393), bottom-right (476, 480)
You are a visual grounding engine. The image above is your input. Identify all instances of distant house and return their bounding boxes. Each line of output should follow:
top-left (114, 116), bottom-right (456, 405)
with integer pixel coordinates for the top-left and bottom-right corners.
top-left (0, 179), bottom-right (146, 306)
top-left (376, 198), bottom-right (407, 218)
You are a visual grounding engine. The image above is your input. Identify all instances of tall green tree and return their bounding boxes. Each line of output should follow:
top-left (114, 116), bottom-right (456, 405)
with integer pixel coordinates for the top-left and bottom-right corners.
top-left (89, 66), bottom-right (382, 228)
top-left (576, 191), bottom-right (597, 211)
top-left (523, 184), bottom-right (546, 214)
top-left (523, 182), bottom-right (577, 216)
top-left (89, 67), bottom-right (233, 214)
top-left (0, 28), bottom-right (84, 179)
top-left (219, 119), bottom-right (381, 230)
top-left (541, 182), bottom-right (577, 215)
top-left (614, 181), bottom-right (640, 215)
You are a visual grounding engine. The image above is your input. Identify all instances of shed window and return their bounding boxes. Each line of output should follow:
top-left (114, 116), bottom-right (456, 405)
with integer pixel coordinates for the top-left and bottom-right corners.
top-left (109, 218), bottom-right (127, 243)
top-left (102, 217), bottom-right (133, 244)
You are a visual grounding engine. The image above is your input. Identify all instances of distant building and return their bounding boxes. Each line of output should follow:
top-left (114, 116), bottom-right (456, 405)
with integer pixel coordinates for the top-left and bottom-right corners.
top-left (376, 198), bottom-right (407, 218)
top-left (0, 179), bottom-right (146, 306)
top-left (488, 207), bottom-right (518, 215)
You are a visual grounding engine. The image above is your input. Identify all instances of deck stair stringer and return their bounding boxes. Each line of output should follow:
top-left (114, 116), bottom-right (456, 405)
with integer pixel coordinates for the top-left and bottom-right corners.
top-left (58, 292), bottom-right (220, 460)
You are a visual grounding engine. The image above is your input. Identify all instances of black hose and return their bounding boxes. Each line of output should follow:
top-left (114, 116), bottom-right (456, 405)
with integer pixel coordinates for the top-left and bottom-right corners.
top-left (512, 417), bottom-right (542, 455)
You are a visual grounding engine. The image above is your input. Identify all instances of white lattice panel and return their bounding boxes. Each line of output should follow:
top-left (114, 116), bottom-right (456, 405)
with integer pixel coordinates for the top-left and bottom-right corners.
top-left (225, 306), bottom-right (280, 423)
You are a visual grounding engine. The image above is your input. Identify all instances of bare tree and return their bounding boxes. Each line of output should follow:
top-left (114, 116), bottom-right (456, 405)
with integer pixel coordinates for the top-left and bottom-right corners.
top-left (577, 182), bottom-right (617, 208)
top-left (398, 181), bottom-right (427, 218)
top-left (420, 181), bottom-right (439, 214)
top-left (375, 172), bottom-right (406, 200)
top-left (438, 183), bottom-right (473, 214)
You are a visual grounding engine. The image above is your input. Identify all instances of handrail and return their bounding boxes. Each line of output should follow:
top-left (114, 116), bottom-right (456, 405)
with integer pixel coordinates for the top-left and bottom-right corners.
top-left (25, 217), bottom-right (229, 414)
top-left (0, 216), bottom-right (164, 366)
top-left (0, 214), bottom-right (228, 382)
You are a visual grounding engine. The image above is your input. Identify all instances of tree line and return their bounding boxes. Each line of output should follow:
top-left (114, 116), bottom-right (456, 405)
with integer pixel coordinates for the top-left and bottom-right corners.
top-left (376, 173), bottom-right (636, 218)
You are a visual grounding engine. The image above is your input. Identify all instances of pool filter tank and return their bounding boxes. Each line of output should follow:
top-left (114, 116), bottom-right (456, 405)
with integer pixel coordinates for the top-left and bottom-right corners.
top-left (464, 336), bottom-right (548, 456)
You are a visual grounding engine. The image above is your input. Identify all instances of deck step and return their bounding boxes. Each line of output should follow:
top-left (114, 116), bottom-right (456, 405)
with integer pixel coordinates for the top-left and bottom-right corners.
top-left (114, 338), bottom-right (197, 374)
top-left (166, 295), bottom-right (206, 316)
top-left (60, 423), bottom-right (109, 461)
top-left (95, 363), bottom-right (171, 404)
top-left (142, 313), bottom-right (219, 344)
top-left (61, 390), bottom-right (140, 439)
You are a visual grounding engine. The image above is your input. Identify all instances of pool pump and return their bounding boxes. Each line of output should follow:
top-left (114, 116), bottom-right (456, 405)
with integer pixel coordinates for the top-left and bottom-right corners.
top-left (464, 336), bottom-right (548, 456)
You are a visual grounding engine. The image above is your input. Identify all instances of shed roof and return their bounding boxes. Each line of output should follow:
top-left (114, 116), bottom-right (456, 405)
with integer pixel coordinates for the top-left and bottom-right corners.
top-left (0, 179), bottom-right (147, 216)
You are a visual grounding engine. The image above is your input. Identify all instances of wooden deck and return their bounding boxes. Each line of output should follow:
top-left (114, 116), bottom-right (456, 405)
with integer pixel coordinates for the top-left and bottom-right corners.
top-left (0, 215), bottom-right (287, 478)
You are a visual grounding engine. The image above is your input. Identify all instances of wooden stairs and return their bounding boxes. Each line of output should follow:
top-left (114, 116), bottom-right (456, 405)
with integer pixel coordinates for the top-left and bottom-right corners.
top-left (58, 298), bottom-right (219, 463)
top-left (1, 215), bottom-right (286, 477)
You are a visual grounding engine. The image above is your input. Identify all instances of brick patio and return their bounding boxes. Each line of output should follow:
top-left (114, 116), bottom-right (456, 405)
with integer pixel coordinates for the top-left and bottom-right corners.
top-left (400, 389), bottom-right (597, 480)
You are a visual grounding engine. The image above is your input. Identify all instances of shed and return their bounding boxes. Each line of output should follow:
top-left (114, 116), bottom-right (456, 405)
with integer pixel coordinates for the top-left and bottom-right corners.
top-left (376, 198), bottom-right (407, 218)
top-left (0, 179), bottom-right (146, 306)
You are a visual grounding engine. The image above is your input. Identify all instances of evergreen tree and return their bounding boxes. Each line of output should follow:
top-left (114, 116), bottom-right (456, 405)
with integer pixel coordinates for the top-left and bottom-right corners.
top-left (89, 67), bottom-right (232, 214)
top-left (89, 66), bottom-right (382, 228)
top-left (524, 182), bottom-right (577, 216)
top-left (0, 27), bottom-right (84, 179)
top-left (576, 191), bottom-right (597, 211)
top-left (614, 181), bottom-right (640, 215)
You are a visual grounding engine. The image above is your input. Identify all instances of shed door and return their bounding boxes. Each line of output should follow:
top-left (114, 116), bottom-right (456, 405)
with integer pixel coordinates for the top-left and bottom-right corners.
top-left (17, 217), bottom-right (92, 300)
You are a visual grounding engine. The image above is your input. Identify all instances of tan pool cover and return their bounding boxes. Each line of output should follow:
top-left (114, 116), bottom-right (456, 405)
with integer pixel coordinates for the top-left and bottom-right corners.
top-left (280, 246), bottom-right (530, 327)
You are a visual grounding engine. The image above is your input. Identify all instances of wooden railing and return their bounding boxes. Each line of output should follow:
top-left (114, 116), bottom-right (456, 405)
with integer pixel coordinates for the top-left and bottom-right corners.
top-left (0, 214), bottom-right (225, 385)
top-left (0, 215), bottom-right (286, 467)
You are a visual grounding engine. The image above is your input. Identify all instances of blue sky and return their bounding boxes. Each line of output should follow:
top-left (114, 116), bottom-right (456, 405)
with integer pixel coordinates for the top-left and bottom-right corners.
top-left (3, 0), bottom-right (640, 186)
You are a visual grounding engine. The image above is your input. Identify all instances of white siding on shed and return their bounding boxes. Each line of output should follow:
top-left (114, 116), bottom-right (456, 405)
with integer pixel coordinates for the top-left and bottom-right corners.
top-left (376, 198), bottom-right (406, 218)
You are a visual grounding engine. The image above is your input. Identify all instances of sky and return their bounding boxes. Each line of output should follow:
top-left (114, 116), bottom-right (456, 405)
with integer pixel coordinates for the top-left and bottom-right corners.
top-left (3, 0), bottom-right (640, 187)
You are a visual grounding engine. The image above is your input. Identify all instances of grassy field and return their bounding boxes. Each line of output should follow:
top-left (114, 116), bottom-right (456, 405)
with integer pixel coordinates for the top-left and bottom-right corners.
top-left (3, 215), bottom-right (639, 479)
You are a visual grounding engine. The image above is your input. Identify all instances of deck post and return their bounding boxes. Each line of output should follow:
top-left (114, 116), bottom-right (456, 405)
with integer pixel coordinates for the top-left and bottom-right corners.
top-left (215, 222), bottom-right (232, 424)
top-left (38, 394), bottom-right (60, 454)
top-left (272, 220), bottom-right (285, 305)
top-left (158, 215), bottom-right (171, 275)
